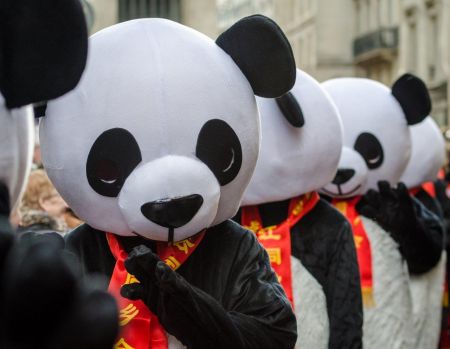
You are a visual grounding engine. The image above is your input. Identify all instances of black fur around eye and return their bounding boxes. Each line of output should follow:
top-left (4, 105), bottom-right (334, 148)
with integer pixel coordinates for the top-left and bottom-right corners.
top-left (86, 128), bottom-right (142, 197)
top-left (196, 119), bottom-right (242, 186)
top-left (354, 132), bottom-right (384, 169)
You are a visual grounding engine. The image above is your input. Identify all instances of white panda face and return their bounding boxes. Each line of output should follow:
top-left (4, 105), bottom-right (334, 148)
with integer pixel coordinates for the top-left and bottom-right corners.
top-left (40, 19), bottom-right (261, 242)
top-left (321, 78), bottom-right (412, 198)
top-left (242, 69), bottom-right (343, 205)
top-left (0, 95), bottom-right (34, 209)
top-left (400, 117), bottom-right (445, 188)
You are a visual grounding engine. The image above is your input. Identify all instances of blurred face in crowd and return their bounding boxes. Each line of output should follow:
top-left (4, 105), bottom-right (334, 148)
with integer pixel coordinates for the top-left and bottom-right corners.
top-left (39, 191), bottom-right (68, 219)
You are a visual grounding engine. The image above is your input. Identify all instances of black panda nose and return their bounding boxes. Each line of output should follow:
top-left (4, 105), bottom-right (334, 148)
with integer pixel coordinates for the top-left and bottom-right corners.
top-left (332, 169), bottom-right (355, 185)
top-left (141, 194), bottom-right (203, 228)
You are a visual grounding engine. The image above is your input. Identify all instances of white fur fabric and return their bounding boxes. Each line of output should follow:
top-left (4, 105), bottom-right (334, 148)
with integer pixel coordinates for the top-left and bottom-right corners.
top-left (410, 251), bottom-right (446, 349)
top-left (291, 256), bottom-right (329, 349)
top-left (168, 334), bottom-right (186, 349)
top-left (361, 217), bottom-right (415, 349)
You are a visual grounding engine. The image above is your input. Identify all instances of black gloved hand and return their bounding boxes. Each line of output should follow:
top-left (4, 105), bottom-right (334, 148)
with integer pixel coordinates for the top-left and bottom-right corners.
top-left (356, 181), bottom-right (443, 273)
top-left (356, 181), bottom-right (414, 242)
top-left (121, 245), bottom-right (246, 349)
top-left (0, 232), bottom-right (119, 349)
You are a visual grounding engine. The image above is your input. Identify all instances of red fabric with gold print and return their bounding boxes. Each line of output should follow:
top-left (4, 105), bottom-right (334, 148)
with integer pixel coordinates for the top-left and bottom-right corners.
top-left (409, 182), bottom-right (436, 198)
top-left (332, 197), bottom-right (375, 308)
top-left (241, 192), bottom-right (320, 307)
top-left (106, 231), bottom-right (205, 349)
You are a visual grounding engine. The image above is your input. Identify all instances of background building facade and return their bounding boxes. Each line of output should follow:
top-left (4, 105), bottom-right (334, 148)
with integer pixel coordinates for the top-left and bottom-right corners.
top-left (84, 0), bottom-right (450, 129)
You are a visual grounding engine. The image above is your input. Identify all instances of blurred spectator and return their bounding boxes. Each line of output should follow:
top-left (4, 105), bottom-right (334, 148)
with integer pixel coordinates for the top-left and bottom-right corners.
top-left (32, 124), bottom-right (43, 170)
top-left (18, 169), bottom-right (68, 234)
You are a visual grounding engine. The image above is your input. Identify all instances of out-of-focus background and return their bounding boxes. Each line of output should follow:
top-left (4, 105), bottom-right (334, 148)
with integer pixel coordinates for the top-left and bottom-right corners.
top-left (83, 0), bottom-right (450, 130)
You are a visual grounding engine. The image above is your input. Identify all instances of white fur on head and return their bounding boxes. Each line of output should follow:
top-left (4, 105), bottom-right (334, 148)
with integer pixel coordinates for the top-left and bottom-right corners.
top-left (40, 19), bottom-right (260, 241)
top-left (0, 94), bottom-right (34, 209)
top-left (242, 69), bottom-right (343, 205)
top-left (400, 117), bottom-right (445, 189)
top-left (321, 78), bottom-right (412, 198)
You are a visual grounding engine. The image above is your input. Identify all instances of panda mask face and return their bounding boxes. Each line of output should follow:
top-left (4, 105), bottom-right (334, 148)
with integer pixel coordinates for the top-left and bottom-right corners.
top-left (242, 69), bottom-right (343, 205)
top-left (321, 75), bottom-right (431, 199)
top-left (400, 117), bottom-right (445, 189)
top-left (40, 17), bottom-right (296, 242)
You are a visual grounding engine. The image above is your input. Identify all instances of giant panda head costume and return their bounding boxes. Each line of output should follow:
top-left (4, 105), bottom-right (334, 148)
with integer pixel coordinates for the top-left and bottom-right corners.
top-left (400, 116), bottom-right (445, 188)
top-left (0, 0), bottom-right (87, 208)
top-left (321, 74), bottom-right (431, 198)
top-left (242, 68), bottom-right (343, 205)
top-left (40, 16), bottom-right (296, 242)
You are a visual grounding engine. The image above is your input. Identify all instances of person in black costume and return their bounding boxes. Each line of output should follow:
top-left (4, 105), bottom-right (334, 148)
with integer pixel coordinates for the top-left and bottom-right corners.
top-left (38, 14), bottom-right (298, 349)
top-left (236, 69), bottom-right (362, 349)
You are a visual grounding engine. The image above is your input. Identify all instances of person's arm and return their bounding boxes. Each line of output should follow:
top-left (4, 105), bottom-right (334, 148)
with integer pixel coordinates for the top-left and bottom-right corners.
top-left (121, 231), bottom-right (297, 349)
top-left (357, 181), bottom-right (444, 274)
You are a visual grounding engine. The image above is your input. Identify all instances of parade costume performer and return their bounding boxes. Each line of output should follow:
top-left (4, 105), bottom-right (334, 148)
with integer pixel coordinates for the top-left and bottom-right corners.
top-left (399, 116), bottom-right (447, 349)
top-left (235, 69), bottom-right (363, 349)
top-left (321, 75), bottom-right (444, 349)
top-left (39, 16), bottom-right (298, 349)
top-left (0, 0), bottom-right (119, 348)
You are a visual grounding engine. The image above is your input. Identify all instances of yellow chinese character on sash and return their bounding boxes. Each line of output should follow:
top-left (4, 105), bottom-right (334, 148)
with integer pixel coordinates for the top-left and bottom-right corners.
top-left (119, 303), bottom-right (139, 326)
top-left (354, 235), bottom-right (363, 249)
top-left (246, 220), bottom-right (261, 233)
top-left (292, 200), bottom-right (305, 216)
top-left (165, 256), bottom-right (181, 270)
top-left (267, 248), bottom-right (282, 265)
top-left (114, 338), bottom-right (134, 349)
top-left (257, 227), bottom-right (281, 241)
top-left (125, 273), bottom-right (139, 285)
top-left (334, 201), bottom-right (347, 215)
top-left (174, 239), bottom-right (195, 254)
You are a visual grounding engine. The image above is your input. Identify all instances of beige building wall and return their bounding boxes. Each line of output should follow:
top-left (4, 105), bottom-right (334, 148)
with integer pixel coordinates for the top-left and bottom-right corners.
top-left (181, 0), bottom-right (220, 38)
top-left (87, 0), bottom-right (119, 34)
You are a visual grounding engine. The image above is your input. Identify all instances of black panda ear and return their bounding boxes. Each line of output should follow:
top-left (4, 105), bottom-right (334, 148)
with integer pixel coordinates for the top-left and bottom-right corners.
top-left (275, 92), bottom-right (304, 127)
top-left (391, 73), bottom-right (431, 125)
top-left (0, 0), bottom-right (88, 110)
top-left (216, 15), bottom-right (296, 98)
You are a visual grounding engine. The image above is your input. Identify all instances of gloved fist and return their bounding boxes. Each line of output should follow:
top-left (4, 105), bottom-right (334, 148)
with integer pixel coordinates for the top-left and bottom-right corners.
top-left (356, 181), bottom-right (415, 243)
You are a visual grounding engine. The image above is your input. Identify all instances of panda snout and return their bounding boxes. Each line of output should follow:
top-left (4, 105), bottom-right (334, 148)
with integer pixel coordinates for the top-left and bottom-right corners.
top-left (332, 168), bottom-right (355, 185)
top-left (140, 194), bottom-right (204, 229)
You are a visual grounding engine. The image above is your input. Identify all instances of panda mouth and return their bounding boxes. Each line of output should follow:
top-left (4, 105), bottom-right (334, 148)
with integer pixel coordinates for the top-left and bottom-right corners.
top-left (322, 184), bottom-right (361, 197)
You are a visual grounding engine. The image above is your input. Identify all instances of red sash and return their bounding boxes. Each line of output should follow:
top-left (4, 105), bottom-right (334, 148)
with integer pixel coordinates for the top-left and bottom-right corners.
top-left (332, 197), bottom-right (375, 308)
top-left (241, 192), bottom-right (320, 307)
top-left (410, 182), bottom-right (436, 198)
top-left (107, 231), bottom-right (205, 349)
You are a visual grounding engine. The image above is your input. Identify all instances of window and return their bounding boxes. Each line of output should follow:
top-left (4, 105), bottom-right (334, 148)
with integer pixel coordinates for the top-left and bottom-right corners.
top-left (119, 0), bottom-right (181, 22)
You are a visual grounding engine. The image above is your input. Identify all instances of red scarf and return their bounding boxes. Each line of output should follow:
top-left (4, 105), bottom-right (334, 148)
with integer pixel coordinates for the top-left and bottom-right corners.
top-left (332, 197), bottom-right (375, 308)
top-left (107, 231), bottom-right (205, 349)
top-left (409, 181), bottom-right (436, 198)
top-left (241, 192), bottom-right (320, 307)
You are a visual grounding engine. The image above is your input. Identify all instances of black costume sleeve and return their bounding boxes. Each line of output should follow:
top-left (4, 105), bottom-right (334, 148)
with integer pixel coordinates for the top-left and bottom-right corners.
top-left (121, 228), bottom-right (297, 349)
top-left (357, 181), bottom-right (444, 274)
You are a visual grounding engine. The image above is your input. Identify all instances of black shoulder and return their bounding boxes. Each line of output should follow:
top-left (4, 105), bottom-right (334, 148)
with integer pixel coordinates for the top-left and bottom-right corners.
top-left (297, 199), bottom-right (351, 235)
top-left (65, 224), bottom-right (115, 278)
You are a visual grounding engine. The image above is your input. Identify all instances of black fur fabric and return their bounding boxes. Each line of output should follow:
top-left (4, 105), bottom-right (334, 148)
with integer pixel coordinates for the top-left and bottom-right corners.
top-left (0, 0), bottom-right (88, 108)
top-left (236, 199), bottom-right (363, 349)
top-left (66, 221), bottom-right (298, 349)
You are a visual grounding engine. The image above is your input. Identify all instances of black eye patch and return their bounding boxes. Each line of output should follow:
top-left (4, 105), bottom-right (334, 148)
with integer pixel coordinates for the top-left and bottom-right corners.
top-left (354, 132), bottom-right (384, 170)
top-left (196, 119), bottom-right (242, 186)
top-left (86, 128), bottom-right (142, 197)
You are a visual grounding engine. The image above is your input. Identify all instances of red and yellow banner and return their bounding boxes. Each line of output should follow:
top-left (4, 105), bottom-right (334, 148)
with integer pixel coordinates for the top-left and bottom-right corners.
top-left (106, 231), bottom-right (205, 349)
top-left (332, 197), bottom-right (374, 308)
top-left (241, 192), bottom-right (320, 307)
